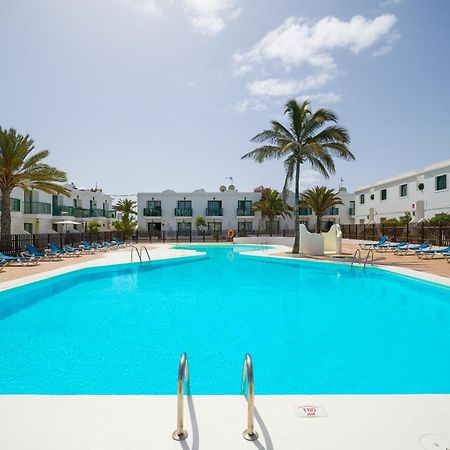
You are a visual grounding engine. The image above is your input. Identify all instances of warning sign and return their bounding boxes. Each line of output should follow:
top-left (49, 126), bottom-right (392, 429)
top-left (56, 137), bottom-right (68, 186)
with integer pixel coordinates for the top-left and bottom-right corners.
top-left (294, 405), bottom-right (328, 418)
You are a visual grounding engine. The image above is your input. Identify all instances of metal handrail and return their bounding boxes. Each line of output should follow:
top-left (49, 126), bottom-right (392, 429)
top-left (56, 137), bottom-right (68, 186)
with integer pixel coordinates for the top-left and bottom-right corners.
top-left (130, 245), bottom-right (151, 263)
top-left (139, 246), bottom-right (151, 262)
top-left (172, 352), bottom-right (189, 441)
top-left (241, 354), bottom-right (258, 441)
top-left (364, 249), bottom-right (374, 268)
top-left (351, 249), bottom-right (361, 268)
top-left (130, 245), bottom-right (142, 262)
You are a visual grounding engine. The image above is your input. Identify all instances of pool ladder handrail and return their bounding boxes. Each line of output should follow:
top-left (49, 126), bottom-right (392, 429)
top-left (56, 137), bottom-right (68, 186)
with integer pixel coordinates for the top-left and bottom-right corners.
top-left (130, 245), bottom-right (151, 263)
top-left (351, 249), bottom-right (361, 268)
top-left (364, 249), bottom-right (374, 268)
top-left (259, 240), bottom-right (268, 251)
top-left (241, 353), bottom-right (258, 441)
top-left (172, 352), bottom-right (190, 441)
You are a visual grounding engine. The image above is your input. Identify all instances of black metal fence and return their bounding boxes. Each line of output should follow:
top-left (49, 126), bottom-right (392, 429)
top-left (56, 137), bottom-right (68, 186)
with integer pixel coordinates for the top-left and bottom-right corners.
top-left (341, 223), bottom-right (450, 247)
top-left (0, 229), bottom-right (299, 256)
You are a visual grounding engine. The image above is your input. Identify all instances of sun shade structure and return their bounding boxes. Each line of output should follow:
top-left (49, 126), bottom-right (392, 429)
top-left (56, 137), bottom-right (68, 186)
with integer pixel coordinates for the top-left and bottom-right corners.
top-left (54, 220), bottom-right (81, 225)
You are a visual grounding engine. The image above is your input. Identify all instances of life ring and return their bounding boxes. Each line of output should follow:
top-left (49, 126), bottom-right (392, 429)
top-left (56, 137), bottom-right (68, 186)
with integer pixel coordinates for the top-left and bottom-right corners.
top-left (227, 229), bottom-right (235, 240)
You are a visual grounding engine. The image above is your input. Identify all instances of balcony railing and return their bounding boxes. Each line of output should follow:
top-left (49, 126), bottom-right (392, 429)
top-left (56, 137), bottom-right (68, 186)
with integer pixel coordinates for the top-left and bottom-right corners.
top-left (53, 205), bottom-right (74, 216)
top-left (175, 208), bottom-right (192, 217)
top-left (0, 197), bottom-right (21, 212)
top-left (205, 208), bottom-right (223, 216)
top-left (236, 208), bottom-right (254, 216)
top-left (73, 208), bottom-right (90, 218)
top-left (299, 207), bottom-right (312, 215)
top-left (144, 207), bottom-right (162, 217)
top-left (324, 207), bottom-right (339, 216)
top-left (89, 208), bottom-right (115, 218)
top-left (24, 201), bottom-right (52, 214)
top-left (349, 207), bottom-right (355, 216)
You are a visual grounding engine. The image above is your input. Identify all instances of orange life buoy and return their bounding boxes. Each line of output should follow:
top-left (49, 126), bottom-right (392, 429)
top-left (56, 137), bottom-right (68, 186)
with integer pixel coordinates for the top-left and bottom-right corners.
top-left (227, 229), bottom-right (235, 239)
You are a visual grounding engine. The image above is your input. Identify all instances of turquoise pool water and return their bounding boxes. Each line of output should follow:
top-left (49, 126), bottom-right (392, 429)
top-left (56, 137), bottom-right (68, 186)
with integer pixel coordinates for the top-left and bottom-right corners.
top-left (0, 244), bottom-right (449, 395)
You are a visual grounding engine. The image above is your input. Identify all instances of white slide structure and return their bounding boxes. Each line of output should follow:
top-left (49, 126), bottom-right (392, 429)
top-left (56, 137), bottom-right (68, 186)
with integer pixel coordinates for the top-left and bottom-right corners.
top-left (298, 224), bottom-right (342, 256)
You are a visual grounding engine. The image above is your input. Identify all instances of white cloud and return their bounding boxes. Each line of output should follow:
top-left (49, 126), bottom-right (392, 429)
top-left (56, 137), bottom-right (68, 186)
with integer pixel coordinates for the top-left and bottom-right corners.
top-left (233, 14), bottom-right (398, 72)
top-left (234, 99), bottom-right (268, 112)
top-left (372, 30), bottom-right (401, 56)
top-left (119, 0), bottom-right (241, 34)
top-left (247, 73), bottom-right (333, 97)
top-left (182, 0), bottom-right (241, 35)
top-left (378, 0), bottom-right (402, 8)
top-left (296, 92), bottom-right (341, 104)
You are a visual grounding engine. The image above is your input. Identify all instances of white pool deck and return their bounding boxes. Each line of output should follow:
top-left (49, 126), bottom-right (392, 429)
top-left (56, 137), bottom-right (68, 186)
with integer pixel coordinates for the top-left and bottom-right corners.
top-left (1, 244), bottom-right (449, 450)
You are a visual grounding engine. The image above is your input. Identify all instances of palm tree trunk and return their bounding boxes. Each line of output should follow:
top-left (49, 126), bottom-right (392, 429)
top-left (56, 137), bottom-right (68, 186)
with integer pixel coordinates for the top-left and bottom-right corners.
top-left (292, 160), bottom-right (301, 253)
top-left (1, 188), bottom-right (12, 237)
top-left (316, 215), bottom-right (322, 233)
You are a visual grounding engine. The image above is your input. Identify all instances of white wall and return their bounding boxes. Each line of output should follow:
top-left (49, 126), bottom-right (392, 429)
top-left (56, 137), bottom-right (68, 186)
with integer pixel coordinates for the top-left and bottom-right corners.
top-left (354, 159), bottom-right (450, 223)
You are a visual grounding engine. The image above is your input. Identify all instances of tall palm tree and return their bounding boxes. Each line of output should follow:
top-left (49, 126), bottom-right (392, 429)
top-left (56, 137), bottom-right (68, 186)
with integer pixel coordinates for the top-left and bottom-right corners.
top-left (253, 189), bottom-right (291, 234)
top-left (242, 99), bottom-right (354, 253)
top-left (300, 186), bottom-right (343, 233)
top-left (0, 127), bottom-right (70, 236)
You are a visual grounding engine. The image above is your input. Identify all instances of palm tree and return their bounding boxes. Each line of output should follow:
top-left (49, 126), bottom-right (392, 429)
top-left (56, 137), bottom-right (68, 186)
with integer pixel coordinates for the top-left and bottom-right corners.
top-left (253, 189), bottom-right (291, 234)
top-left (0, 127), bottom-right (70, 236)
top-left (300, 186), bottom-right (343, 233)
top-left (242, 99), bottom-right (354, 253)
top-left (112, 199), bottom-right (137, 238)
top-left (113, 199), bottom-right (137, 221)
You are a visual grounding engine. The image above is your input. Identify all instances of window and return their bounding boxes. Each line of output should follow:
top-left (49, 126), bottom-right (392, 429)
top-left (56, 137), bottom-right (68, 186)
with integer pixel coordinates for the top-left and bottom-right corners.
top-left (177, 222), bottom-right (191, 234)
top-left (148, 222), bottom-right (161, 232)
top-left (24, 223), bottom-right (33, 234)
top-left (380, 189), bottom-right (387, 201)
top-left (147, 200), bottom-right (161, 209)
top-left (177, 200), bottom-right (191, 210)
top-left (399, 184), bottom-right (407, 197)
top-left (238, 221), bottom-right (253, 231)
top-left (206, 200), bottom-right (222, 215)
top-left (52, 223), bottom-right (58, 232)
top-left (360, 194), bottom-right (365, 204)
top-left (207, 222), bottom-right (222, 233)
top-left (265, 221), bottom-right (279, 232)
top-left (436, 174), bottom-right (447, 191)
top-left (237, 200), bottom-right (253, 215)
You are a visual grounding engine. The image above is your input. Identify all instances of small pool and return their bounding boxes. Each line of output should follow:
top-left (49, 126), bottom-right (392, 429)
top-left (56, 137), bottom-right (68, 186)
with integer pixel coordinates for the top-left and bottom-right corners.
top-left (0, 245), bottom-right (449, 394)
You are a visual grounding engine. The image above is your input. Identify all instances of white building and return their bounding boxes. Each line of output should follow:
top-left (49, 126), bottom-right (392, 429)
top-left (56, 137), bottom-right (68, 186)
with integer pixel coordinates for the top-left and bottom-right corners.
top-left (137, 185), bottom-right (355, 234)
top-left (1, 183), bottom-right (115, 234)
top-left (354, 159), bottom-right (450, 224)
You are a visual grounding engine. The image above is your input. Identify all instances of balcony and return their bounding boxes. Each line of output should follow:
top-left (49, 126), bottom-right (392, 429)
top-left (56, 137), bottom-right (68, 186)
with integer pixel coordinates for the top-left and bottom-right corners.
top-left (205, 208), bottom-right (223, 216)
top-left (89, 208), bottom-right (115, 218)
top-left (73, 208), bottom-right (89, 218)
top-left (53, 205), bottom-right (74, 216)
top-left (349, 207), bottom-right (355, 216)
top-left (144, 207), bottom-right (162, 217)
top-left (24, 201), bottom-right (52, 215)
top-left (174, 208), bottom-right (192, 217)
top-left (236, 208), bottom-right (254, 216)
top-left (299, 207), bottom-right (312, 215)
top-left (0, 197), bottom-right (21, 212)
top-left (324, 207), bottom-right (339, 216)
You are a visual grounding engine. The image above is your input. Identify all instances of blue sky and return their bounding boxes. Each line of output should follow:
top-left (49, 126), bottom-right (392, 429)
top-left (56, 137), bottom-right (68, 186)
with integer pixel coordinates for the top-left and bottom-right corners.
top-left (1, 0), bottom-right (450, 195)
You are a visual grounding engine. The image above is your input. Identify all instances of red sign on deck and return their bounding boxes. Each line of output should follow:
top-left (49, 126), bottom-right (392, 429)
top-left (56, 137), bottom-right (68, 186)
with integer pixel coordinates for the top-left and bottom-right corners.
top-left (294, 405), bottom-right (328, 418)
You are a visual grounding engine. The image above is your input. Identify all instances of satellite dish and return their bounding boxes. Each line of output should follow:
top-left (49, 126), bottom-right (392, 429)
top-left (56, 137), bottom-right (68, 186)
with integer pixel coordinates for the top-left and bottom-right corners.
top-left (228, 184), bottom-right (236, 191)
top-left (219, 185), bottom-right (226, 192)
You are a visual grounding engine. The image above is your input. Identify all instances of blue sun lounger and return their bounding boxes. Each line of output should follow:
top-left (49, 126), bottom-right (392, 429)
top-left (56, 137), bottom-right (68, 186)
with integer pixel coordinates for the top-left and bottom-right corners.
top-left (360, 236), bottom-right (388, 250)
top-left (24, 244), bottom-right (62, 260)
top-left (394, 243), bottom-right (431, 255)
top-left (49, 242), bottom-right (78, 257)
top-left (0, 259), bottom-right (8, 272)
top-left (417, 246), bottom-right (450, 259)
top-left (376, 241), bottom-right (408, 252)
top-left (0, 251), bottom-right (39, 265)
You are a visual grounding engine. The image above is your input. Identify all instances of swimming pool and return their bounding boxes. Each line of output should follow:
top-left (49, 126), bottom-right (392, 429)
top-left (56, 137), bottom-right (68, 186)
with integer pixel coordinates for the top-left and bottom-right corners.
top-left (0, 245), bottom-right (449, 394)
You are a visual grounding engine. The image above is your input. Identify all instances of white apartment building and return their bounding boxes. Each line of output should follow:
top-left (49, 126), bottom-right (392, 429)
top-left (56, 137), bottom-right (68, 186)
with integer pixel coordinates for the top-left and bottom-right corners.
top-left (354, 159), bottom-right (450, 224)
top-left (1, 183), bottom-right (115, 234)
top-left (137, 185), bottom-right (355, 234)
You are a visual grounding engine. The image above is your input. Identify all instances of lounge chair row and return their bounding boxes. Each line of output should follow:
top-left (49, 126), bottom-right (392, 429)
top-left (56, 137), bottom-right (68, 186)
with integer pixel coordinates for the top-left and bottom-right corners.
top-left (360, 236), bottom-right (450, 261)
top-left (0, 238), bottom-right (130, 272)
